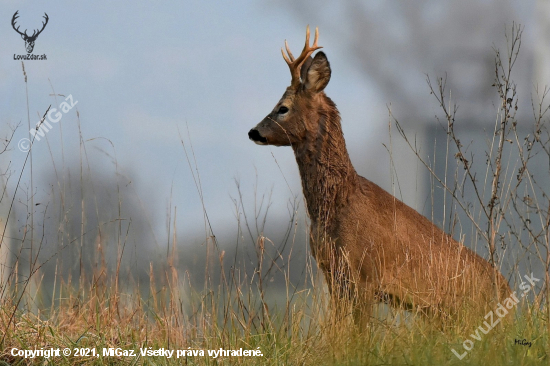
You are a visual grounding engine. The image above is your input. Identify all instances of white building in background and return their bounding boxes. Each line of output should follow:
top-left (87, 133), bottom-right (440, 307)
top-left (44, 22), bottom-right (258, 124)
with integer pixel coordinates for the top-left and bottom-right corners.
top-left (535, 0), bottom-right (550, 93)
top-left (0, 128), bottom-right (14, 298)
top-left (0, 185), bottom-right (11, 296)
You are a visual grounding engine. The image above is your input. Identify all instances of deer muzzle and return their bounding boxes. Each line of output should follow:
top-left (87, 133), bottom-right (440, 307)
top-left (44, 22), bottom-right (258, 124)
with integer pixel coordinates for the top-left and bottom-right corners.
top-left (248, 129), bottom-right (268, 145)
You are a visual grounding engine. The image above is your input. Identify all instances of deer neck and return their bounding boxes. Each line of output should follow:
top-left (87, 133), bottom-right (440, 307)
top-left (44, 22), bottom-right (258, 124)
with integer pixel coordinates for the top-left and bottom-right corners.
top-left (292, 96), bottom-right (358, 230)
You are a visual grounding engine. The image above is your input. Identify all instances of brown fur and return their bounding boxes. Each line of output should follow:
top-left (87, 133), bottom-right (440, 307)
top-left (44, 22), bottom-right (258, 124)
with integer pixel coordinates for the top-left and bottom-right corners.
top-left (249, 28), bottom-right (511, 324)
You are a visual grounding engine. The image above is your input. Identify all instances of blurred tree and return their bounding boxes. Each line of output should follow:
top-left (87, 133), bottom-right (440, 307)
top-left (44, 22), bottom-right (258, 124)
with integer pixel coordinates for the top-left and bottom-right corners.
top-left (281, 0), bottom-right (533, 122)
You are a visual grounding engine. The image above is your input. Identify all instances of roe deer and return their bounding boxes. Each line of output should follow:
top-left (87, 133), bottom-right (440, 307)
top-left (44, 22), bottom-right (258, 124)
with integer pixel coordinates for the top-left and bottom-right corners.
top-left (248, 26), bottom-right (511, 325)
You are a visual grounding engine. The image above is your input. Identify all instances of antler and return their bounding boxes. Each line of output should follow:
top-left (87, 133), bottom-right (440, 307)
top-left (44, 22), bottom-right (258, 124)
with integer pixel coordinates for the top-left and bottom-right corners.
top-left (11, 11), bottom-right (25, 36)
top-left (11, 11), bottom-right (49, 39)
top-left (30, 13), bottom-right (49, 39)
top-left (281, 25), bottom-right (322, 88)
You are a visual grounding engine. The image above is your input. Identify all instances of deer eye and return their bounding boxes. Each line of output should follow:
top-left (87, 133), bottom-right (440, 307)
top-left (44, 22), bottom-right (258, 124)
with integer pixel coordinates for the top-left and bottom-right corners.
top-left (277, 106), bottom-right (289, 114)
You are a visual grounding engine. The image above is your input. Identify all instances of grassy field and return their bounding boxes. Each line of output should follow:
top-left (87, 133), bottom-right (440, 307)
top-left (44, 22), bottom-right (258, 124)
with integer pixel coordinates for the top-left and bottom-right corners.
top-left (0, 258), bottom-right (548, 365)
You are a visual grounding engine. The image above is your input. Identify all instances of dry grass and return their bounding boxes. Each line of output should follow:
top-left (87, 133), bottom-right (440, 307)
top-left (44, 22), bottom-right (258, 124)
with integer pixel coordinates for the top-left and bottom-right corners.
top-left (0, 263), bottom-right (547, 365)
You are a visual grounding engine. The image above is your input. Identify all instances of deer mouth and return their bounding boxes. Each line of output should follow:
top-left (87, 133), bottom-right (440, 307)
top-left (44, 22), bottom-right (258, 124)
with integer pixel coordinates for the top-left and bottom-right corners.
top-left (248, 129), bottom-right (268, 145)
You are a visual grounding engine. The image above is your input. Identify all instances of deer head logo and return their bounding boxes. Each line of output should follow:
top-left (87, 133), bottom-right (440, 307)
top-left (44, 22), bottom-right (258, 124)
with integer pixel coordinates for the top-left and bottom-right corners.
top-left (12, 11), bottom-right (49, 54)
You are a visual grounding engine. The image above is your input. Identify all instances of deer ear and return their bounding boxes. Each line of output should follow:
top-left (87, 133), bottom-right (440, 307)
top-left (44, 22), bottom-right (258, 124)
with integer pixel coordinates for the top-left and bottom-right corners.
top-left (300, 56), bottom-right (313, 84)
top-left (304, 51), bottom-right (331, 92)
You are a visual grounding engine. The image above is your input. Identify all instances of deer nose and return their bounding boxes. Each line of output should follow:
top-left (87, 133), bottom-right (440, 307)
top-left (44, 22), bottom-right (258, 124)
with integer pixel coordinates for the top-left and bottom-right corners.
top-left (248, 129), bottom-right (268, 144)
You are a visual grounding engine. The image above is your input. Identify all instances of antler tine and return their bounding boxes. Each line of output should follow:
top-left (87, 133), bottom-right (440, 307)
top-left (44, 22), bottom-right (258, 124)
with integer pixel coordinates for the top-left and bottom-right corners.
top-left (282, 40), bottom-right (295, 63)
top-left (35, 13), bottom-right (49, 36)
top-left (303, 25), bottom-right (311, 51)
top-left (311, 27), bottom-right (319, 50)
top-left (11, 11), bottom-right (24, 35)
top-left (281, 25), bottom-right (322, 87)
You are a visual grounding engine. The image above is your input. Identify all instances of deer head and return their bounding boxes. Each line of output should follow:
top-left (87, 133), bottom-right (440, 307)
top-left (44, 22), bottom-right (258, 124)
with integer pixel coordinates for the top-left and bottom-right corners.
top-left (248, 26), bottom-right (331, 147)
top-left (12, 11), bottom-right (49, 54)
